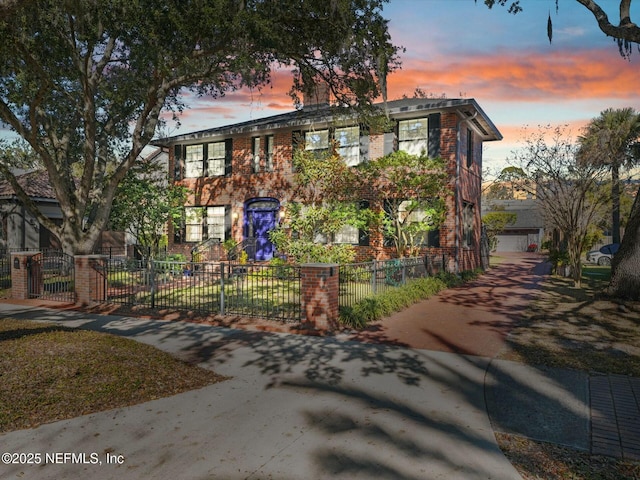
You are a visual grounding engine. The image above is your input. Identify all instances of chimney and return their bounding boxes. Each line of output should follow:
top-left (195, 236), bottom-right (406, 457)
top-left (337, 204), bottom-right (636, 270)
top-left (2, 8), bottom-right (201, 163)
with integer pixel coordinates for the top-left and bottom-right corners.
top-left (303, 81), bottom-right (330, 110)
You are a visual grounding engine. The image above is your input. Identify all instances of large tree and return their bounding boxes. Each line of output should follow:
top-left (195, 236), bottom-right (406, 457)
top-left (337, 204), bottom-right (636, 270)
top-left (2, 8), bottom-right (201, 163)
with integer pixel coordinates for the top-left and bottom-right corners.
top-left (0, 0), bottom-right (400, 255)
top-left (578, 108), bottom-right (640, 245)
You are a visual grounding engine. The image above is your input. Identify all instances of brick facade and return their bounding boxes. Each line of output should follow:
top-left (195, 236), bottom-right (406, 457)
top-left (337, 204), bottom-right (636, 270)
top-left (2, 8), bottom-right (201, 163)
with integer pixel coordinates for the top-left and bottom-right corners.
top-left (300, 263), bottom-right (340, 329)
top-left (160, 98), bottom-right (501, 272)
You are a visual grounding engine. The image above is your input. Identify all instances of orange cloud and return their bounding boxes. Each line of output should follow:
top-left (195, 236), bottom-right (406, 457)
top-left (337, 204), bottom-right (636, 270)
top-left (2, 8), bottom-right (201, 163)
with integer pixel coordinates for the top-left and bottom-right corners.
top-left (387, 48), bottom-right (639, 103)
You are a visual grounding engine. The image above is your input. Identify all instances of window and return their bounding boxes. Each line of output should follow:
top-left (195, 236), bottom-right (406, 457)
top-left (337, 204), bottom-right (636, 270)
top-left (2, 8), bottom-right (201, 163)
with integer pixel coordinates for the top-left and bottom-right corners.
top-left (335, 126), bottom-right (360, 166)
top-left (466, 128), bottom-right (474, 168)
top-left (399, 200), bottom-right (439, 246)
top-left (183, 206), bottom-right (227, 242)
top-left (398, 117), bottom-right (428, 155)
top-left (252, 137), bottom-right (261, 173)
top-left (205, 206), bottom-right (226, 241)
top-left (207, 142), bottom-right (226, 176)
top-left (305, 129), bottom-right (329, 156)
top-left (334, 225), bottom-right (359, 244)
top-left (185, 207), bottom-right (204, 242)
top-left (265, 135), bottom-right (274, 172)
top-left (184, 142), bottom-right (229, 178)
top-left (463, 202), bottom-right (475, 248)
top-left (185, 145), bottom-right (204, 178)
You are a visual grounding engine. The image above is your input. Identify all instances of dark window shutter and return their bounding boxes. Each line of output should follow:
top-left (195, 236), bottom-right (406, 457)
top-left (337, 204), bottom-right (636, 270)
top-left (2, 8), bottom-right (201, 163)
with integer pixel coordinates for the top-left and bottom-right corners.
top-left (428, 113), bottom-right (441, 158)
top-left (224, 139), bottom-right (233, 176)
top-left (224, 205), bottom-right (232, 241)
top-left (202, 144), bottom-right (208, 176)
top-left (382, 199), bottom-right (394, 247)
top-left (428, 228), bottom-right (440, 248)
top-left (174, 145), bottom-right (183, 180)
top-left (359, 130), bottom-right (370, 164)
top-left (174, 210), bottom-right (185, 244)
top-left (291, 130), bottom-right (302, 171)
top-left (383, 131), bottom-right (395, 156)
top-left (358, 200), bottom-right (370, 246)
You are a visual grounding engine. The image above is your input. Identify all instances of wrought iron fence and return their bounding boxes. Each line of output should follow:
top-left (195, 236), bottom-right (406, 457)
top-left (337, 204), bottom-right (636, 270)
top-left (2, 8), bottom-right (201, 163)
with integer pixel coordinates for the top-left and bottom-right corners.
top-left (339, 250), bottom-right (456, 309)
top-left (102, 259), bottom-right (301, 322)
top-left (0, 248), bottom-right (11, 289)
top-left (27, 250), bottom-right (76, 303)
top-left (0, 247), bottom-right (69, 290)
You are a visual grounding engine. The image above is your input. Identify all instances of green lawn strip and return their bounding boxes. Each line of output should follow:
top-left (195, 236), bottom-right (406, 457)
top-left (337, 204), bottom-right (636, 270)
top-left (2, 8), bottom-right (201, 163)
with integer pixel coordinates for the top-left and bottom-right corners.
top-left (0, 318), bottom-right (225, 433)
top-left (499, 265), bottom-right (640, 377)
top-left (339, 269), bottom-right (482, 328)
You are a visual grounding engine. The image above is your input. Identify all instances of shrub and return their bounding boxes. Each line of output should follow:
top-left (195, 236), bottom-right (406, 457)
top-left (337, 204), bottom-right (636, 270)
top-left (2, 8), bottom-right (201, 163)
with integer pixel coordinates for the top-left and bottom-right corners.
top-left (339, 268), bottom-right (483, 329)
top-left (339, 277), bottom-right (448, 328)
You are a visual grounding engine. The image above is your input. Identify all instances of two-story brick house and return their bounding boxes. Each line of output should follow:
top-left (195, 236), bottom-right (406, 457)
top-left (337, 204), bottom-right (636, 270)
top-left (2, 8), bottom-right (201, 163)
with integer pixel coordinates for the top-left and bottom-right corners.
top-left (154, 97), bottom-right (502, 271)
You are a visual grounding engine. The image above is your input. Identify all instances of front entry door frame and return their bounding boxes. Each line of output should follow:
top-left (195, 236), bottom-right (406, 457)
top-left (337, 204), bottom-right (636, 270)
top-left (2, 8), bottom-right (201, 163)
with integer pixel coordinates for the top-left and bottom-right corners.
top-left (244, 198), bottom-right (280, 261)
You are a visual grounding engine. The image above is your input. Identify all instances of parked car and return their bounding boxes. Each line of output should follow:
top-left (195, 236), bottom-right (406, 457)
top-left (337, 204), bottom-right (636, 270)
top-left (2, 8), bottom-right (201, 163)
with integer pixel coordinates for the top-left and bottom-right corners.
top-left (586, 243), bottom-right (620, 266)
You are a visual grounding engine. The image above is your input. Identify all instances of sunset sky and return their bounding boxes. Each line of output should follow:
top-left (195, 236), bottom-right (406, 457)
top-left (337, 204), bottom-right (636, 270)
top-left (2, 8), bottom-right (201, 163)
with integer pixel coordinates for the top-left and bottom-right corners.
top-left (167, 0), bottom-right (640, 173)
top-left (2, 1), bottom-right (638, 173)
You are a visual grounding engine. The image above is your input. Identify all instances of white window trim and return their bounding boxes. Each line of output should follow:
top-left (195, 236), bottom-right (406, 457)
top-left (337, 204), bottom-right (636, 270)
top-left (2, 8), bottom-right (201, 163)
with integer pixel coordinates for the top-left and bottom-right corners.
top-left (398, 117), bottom-right (429, 155)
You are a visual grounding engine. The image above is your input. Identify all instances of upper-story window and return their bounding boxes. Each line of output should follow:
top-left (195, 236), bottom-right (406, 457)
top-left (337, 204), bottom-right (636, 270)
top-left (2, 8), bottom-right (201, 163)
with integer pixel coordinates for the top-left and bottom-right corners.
top-left (251, 137), bottom-right (261, 173)
top-left (185, 145), bottom-right (204, 178)
top-left (252, 135), bottom-right (275, 173)
top-left (207, 142), bottom-right (226, 176)
top-left (305, 129), bottom-right (330, 157)
top-left (302, 126), bottom-right (363, 166)
top-left (466, 128), bottom-right (474, 168)
top-left (265, 135), bottom-right (274, 172)
top-left (181, 140), bottom-right (232, 179)
top-left (398, 117), bottom-right (429, 155)
top-left (335, 126), bottom-right (360, 166)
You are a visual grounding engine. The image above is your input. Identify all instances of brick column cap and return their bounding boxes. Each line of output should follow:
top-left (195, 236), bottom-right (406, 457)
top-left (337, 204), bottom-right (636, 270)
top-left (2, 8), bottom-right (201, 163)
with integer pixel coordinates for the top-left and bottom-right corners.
top-left (301, 263), bottom-right (339, 268)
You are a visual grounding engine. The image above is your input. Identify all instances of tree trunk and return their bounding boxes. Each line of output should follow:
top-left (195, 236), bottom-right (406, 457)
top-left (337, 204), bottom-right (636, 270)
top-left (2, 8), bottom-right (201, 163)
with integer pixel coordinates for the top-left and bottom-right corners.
top-left (607, 185), bottom-right (640, 300)
top-left (611, 164), bottom-right (621, 245)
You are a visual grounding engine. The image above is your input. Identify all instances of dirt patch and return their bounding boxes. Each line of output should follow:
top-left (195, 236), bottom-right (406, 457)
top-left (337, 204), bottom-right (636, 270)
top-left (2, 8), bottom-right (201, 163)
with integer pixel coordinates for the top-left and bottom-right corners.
top-left (497, 274), bottom-right (640, 376)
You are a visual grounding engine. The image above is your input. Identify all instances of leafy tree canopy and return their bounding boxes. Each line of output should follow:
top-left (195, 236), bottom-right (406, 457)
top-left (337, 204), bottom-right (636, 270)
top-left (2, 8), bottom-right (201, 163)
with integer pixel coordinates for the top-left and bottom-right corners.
top-left (482, 211), bottom-right (517, 251)
top-left (358, 150), bottom-right (449, 257)
top-left (0, 0), bottom-right (400, 254)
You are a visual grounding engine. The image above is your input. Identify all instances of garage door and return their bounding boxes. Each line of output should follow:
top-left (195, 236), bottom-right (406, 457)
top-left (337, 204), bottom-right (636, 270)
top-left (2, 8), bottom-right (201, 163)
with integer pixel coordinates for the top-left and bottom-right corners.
top-left (495, 234), bottom-right (528, 252)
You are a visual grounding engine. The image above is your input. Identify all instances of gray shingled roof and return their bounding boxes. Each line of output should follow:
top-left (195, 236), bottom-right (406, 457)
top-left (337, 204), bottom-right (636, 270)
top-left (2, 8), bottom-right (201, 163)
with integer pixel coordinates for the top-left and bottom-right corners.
top-left (153, 98), bottom-right (502, 146)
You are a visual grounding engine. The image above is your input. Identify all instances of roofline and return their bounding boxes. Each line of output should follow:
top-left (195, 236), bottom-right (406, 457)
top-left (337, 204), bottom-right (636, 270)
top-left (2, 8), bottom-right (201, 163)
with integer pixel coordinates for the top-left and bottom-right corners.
top-left (152, 98), bottom-right (503, 146)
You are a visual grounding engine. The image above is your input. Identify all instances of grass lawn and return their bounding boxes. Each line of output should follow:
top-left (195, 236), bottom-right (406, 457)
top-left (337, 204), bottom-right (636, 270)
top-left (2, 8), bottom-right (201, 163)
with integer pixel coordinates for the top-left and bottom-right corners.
top-left (496, 264), bottom-right (640, 479)
top-left (0, 318), bottom-right (225, 433)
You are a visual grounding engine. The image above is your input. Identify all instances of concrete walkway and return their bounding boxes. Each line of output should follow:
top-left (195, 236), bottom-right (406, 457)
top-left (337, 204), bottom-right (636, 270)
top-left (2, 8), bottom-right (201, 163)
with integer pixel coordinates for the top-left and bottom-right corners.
top-left (0, 303), bottom-right (522, 480)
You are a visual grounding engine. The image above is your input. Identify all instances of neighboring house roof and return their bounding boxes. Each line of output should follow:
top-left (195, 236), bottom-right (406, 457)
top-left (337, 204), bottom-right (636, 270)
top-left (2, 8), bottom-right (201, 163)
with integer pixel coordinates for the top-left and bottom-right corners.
top-left (483, 199), bottom-right (544, 230)
top-left (153, 97), bottom-right (503, 146)
top-left (0, 170), bottom-right (57, 202)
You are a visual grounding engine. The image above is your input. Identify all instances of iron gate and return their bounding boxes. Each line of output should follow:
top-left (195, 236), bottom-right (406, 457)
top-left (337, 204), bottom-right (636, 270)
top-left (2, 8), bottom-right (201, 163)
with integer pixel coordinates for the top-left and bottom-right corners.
top-left (27, 251), bottom-right (75, 302)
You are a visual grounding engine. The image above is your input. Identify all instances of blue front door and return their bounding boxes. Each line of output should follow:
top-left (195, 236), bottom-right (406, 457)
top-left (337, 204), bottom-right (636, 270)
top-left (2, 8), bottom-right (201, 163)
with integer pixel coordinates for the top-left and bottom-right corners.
top-left (245, 198), bottom-right (280, 261)
top-left (250, 210), bottom-right (277, 261)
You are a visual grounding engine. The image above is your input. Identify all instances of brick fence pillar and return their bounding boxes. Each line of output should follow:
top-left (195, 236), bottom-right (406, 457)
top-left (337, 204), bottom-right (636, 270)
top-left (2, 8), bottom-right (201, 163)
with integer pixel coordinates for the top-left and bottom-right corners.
top-left (74, 255), bottom-right (107, 305)
top-left (10, 252), bottom-right (41, 300)
top-left (300, 263), bottom-right (340, 331)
